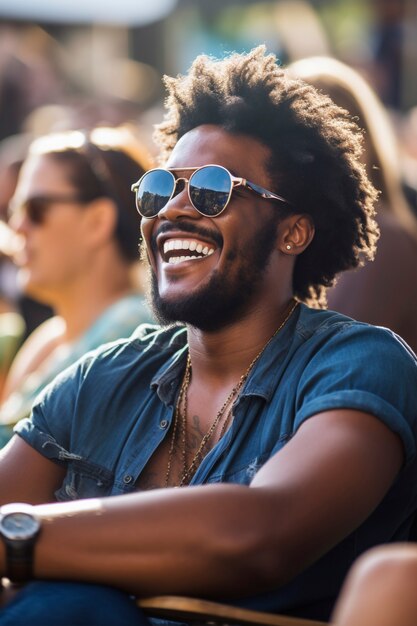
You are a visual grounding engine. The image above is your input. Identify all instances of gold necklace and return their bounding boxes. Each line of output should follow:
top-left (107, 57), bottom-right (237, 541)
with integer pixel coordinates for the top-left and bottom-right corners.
top-left (165, 299), bottom-right (299, 487)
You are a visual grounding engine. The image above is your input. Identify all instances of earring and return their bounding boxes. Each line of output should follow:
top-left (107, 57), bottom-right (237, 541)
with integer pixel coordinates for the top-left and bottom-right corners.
top-left (286, 244), bottom-right (292, 250)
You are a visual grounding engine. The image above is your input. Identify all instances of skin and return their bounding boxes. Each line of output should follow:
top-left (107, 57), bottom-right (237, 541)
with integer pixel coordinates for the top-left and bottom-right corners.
top-left (332, 544), bottom-right (417, 626)
top-left (1, 154), bottom-right (134, 402)
top-left (0, 126), bottom-right (404, 601)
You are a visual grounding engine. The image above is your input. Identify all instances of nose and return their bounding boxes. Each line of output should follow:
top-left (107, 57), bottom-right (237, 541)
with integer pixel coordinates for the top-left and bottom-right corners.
top-left (0, 220), bottom-right (22, 259)
top-left (156, 179), bottom-right (200, 221)
top-left (9, 208), bottom-right (31, 236)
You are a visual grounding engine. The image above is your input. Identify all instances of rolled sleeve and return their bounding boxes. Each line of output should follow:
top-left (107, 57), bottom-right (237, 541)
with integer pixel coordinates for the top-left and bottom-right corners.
top-left (13, 358), bottom-right (86, 463)
top-left (294, 323), bottom-right (417, 465)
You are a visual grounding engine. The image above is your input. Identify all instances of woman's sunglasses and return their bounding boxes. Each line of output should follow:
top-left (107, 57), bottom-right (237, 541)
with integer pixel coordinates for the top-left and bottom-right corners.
top-left (131, 164), bottom-right (291, 219)
top-left (9, 194), bottom-right (86, 225)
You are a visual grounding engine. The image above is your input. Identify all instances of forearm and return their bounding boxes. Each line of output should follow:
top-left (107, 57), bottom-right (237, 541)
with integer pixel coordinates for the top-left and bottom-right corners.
top-left (32, 485), bottom-right (283, 597)
top-left (29, 409), bottom-right (403, 598)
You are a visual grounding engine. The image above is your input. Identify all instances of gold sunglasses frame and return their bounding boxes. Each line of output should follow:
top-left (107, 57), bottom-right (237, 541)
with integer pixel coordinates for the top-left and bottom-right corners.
top-left (131, 164), bottom-right (291, 218)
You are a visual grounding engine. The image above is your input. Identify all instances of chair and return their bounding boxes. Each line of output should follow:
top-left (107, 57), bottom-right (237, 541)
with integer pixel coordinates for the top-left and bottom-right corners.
top-left (137, 596), bottom-right (328, 625)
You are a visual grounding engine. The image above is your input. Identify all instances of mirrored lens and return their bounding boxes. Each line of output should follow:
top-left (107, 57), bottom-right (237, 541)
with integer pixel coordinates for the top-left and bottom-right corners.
top-left (189, 166), bottom-right (231, 216)
top-left (136, 169), bottom-right (175, 218)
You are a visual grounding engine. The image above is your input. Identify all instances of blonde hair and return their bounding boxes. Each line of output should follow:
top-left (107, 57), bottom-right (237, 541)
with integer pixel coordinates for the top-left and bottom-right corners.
top-left (289, 56), bottom-right (417, 241)
top-left (29, 124), bottom-right (152, 173)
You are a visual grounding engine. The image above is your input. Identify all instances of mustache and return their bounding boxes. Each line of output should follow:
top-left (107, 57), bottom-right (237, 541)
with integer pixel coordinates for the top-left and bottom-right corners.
top-left (150, 221), bottom-right (223, 254)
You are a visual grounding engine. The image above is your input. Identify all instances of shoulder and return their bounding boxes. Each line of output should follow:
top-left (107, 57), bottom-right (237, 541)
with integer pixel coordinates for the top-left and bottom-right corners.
top-left (293, 305), bottom-right (417, 413)
top-left (3, 317), bottom-right (65, 397)
top-left (103, 322), bottom-right (188, 361)
top-left (42, 323), bottom-right (188, 387)
top-left (292, 306), bottom-right (417, 456)
top-left (95, 293), bottom-right (154, 327)
top-left (19, 316), bottom-right (65, 353)
top-left (78, 294), bottom-right (154, 349)
top-left (28, 324), bottom-right (187, 414)
top-left (297, 305), bottom-right (416, 361)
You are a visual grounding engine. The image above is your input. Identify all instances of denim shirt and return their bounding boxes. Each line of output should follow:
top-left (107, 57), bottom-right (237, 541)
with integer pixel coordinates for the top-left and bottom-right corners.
top-left (15, 304), bottom-right (417, 620)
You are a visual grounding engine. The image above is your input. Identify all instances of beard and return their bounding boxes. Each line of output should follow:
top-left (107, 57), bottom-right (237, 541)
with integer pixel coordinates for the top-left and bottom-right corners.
top-left (141, 212), bottom-right (281, 332)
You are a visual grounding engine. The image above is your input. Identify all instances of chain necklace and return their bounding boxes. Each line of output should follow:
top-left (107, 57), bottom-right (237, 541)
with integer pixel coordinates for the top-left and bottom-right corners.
top-left (165, 299), bottom-right (299, 487)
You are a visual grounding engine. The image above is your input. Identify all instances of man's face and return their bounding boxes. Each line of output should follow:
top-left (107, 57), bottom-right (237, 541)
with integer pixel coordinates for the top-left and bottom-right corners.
top-left (140, 125), bottom-right (284, 331)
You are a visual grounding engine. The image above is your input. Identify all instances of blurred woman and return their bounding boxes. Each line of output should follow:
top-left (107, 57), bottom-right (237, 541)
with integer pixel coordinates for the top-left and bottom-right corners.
top-left (289, 57), bottom-right (417, 353)
top-left (0, 126), bottom-right (154, 440)
top-left (0, 134), bottom-right (54, 341)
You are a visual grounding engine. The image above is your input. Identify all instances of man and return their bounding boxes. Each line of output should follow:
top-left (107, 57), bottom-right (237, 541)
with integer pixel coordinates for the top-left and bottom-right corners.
top-left (0, 46), bottom-right (415, 625)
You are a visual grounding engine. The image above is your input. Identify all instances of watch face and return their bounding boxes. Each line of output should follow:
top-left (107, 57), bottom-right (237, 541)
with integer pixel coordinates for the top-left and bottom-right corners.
top-left (1, 513), bottom-right (40, 541)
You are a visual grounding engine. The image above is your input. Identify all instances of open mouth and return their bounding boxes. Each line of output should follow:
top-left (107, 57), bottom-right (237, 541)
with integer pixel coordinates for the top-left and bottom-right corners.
top-left (161, 238), bottom-right (216, 265)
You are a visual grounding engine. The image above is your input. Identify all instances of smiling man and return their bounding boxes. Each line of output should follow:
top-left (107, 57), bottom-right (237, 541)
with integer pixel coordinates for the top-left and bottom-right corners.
top-left (0, 46), bottom-right (416, 626)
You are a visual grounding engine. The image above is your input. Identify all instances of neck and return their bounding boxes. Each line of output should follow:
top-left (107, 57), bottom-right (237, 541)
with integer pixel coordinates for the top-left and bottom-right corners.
top-left (186, 297), bottom-right (297, 387)
top-left (168, 297), bottom-right (298, 487)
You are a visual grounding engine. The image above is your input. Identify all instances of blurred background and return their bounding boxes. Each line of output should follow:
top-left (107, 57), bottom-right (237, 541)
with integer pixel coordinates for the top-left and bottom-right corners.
top-left (1, 0), bottom-right (417, 333)
top-left (1, 0), bottom-right (417, 155)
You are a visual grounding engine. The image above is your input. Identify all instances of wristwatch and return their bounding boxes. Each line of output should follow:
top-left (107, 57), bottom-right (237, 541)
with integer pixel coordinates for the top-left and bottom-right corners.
top-left (0, 503), bottom-right (41, 584)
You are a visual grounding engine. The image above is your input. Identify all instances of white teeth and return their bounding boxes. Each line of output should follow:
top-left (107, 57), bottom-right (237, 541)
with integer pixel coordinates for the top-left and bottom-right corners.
top-left (163, 241), bottom-right (176, 254)
top-left (163, 238), bottom-right (215, 259)
top-left (168, 255), bottom-right (197, 264)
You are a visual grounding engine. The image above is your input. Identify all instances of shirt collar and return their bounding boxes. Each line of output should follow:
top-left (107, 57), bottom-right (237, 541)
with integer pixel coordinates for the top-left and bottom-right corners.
top-left (151, 306), bottom-right (302, 406)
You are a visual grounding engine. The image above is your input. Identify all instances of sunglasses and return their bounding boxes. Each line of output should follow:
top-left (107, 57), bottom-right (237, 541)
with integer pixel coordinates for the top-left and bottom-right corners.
top-left (9, 194), bottom-right (86, 225)
top-left (131, 164), bottom-right (291, 219)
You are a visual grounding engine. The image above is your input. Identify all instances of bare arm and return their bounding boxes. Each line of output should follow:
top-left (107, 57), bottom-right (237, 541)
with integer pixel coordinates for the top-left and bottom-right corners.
top-left (1, 317), bottom-right (64, 401)
top-left (0, 436), bottom-right (65, 504)
top-left (0, 408), bottom-right (401, 598)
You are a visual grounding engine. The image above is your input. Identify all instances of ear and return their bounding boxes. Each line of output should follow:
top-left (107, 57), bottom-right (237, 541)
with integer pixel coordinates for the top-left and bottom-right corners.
top-left (82, 197), bottom-right (118, 249)
top-left (277, 213), bottom-right (315, 256)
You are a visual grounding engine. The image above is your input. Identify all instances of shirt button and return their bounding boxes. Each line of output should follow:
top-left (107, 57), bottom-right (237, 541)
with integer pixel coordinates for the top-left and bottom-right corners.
top-left (160, 419), bottom-right (169, 429)
top-left (123, 475), bottom-right (133, 484)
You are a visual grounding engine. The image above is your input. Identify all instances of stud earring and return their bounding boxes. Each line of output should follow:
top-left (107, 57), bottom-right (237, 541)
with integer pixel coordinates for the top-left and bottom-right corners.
top-left (286, 244), bottom-right (292, 250)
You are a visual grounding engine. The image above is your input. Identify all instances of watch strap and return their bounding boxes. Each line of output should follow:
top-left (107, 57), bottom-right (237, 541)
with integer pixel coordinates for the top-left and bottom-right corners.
top-left (5, 541), bottom-right (36, 584)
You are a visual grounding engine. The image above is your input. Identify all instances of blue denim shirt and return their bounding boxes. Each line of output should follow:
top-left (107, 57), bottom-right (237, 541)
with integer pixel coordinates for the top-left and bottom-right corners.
top-left (15, 304), bottom-right (417, 620)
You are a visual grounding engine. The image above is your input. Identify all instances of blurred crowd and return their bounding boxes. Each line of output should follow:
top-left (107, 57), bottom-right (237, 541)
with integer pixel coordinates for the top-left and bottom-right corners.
top-left (1, 1), bottom-right (417, 444)
top-left (0, 22), bottom-right (160, 442)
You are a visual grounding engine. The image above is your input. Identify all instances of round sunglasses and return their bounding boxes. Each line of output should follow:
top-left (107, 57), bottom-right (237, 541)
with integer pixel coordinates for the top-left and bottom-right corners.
top-left (131, 164), bottom-right (290, 219)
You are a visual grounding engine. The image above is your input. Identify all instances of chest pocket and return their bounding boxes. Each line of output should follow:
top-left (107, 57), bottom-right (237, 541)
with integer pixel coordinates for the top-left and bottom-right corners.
top-left (55, 458), bottom-right (114, 502)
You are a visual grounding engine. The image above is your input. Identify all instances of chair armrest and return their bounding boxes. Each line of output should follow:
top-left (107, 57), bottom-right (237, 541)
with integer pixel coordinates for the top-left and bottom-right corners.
top-left (137, 595), bottom-right (328, 626)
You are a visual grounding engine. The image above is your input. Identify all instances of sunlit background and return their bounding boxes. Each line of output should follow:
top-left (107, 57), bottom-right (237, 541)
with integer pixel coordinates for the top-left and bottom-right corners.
top-left (1, 0), bottom-right (417, 152)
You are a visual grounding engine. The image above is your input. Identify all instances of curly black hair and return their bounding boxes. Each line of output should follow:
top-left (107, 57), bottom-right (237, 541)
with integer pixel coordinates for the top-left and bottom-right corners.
top-left (154, 46), bottom-right (379, 307)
